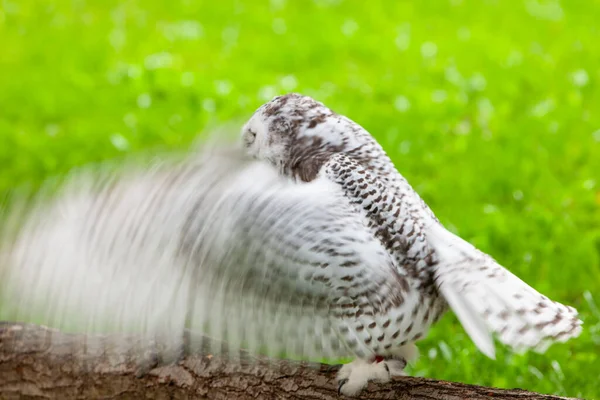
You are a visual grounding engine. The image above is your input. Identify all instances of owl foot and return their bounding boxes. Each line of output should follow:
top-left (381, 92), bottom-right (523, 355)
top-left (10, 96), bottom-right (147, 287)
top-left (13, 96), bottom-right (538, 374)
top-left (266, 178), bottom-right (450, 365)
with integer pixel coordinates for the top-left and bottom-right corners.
top-left (337, 358), bottom-right (390, 397)
top-left (336, 344), bottom-right (419, 397)
top-left (336, 356), bottom-right (408, 397)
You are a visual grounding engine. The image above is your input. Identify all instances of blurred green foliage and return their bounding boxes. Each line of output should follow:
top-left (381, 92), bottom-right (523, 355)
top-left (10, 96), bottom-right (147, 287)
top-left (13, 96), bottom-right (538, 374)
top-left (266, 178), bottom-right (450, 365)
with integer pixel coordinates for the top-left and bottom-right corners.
top-left (1, 0), bottom-right (599, 397)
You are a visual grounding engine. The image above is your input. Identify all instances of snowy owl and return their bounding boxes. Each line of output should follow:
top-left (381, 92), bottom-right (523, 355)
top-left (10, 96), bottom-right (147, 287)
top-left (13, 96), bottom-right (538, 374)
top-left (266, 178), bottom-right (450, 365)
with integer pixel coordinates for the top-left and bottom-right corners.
top-left (241, 93), bottom-right (582, 396)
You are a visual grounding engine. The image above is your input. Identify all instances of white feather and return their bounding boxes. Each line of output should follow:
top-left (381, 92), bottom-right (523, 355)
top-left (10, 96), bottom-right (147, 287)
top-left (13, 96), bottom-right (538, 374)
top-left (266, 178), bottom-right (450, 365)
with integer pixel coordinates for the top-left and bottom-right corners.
top-left (427, 222), bottom-right (582, 357)
top-left (0, 145), bottom-right (399, 368)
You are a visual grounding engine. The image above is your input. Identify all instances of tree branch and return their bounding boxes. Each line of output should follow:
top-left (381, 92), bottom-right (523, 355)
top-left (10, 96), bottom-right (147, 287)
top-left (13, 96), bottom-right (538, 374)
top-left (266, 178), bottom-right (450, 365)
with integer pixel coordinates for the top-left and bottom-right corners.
top-left (0, 322), bottom-right (578, 400)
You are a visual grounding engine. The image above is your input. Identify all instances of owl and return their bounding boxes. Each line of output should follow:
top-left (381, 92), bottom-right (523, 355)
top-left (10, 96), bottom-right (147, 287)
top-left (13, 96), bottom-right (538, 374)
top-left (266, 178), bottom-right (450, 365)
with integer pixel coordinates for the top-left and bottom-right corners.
top-left (0, 95), bottom-right (582, 399)
top-left (241, 93), bottom-right (582, 395)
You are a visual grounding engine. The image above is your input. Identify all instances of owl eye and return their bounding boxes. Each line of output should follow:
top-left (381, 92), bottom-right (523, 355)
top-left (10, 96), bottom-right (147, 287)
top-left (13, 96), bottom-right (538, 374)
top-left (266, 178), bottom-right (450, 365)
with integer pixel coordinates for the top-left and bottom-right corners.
top-left (245, 129), bottom-right (257, 146)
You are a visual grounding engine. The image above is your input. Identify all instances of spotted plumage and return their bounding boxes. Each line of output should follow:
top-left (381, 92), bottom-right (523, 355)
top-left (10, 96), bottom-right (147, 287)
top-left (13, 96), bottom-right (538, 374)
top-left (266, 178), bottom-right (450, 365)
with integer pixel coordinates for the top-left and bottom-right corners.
top-left (242, 93), bottom-right (582, 396)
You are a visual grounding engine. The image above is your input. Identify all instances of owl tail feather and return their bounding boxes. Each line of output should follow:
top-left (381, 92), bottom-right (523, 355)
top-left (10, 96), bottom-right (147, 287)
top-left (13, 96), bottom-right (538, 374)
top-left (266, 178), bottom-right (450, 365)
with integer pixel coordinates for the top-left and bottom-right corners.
top-left (426, 223), bottom-right (582, 359)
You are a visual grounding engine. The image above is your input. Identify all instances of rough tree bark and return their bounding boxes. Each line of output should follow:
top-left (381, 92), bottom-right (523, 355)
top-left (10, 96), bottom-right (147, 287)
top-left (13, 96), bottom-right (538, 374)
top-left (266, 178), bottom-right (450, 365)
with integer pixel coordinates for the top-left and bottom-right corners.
top-left (0, 322), bottom-right (578, 400)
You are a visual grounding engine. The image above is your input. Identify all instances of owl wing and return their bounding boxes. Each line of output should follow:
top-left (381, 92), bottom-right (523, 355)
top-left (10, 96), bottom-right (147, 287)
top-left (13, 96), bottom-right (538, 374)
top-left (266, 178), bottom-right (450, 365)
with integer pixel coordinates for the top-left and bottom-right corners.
top-left (0, 146), bottom-right (399, 365)
top-left (320, 152), bottom-right (582, 359)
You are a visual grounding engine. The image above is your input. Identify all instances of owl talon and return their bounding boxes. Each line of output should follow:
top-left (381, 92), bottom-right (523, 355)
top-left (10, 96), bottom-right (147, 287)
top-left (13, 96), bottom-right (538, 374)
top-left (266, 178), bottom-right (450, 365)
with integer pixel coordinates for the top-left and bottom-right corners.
top-left (337, 378), bottom-right (349, 395)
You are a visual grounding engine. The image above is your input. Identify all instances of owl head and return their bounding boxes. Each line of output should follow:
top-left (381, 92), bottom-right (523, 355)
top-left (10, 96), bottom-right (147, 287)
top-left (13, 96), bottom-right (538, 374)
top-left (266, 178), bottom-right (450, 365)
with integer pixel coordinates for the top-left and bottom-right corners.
top-left (242, 93), bottom-right (364, 182)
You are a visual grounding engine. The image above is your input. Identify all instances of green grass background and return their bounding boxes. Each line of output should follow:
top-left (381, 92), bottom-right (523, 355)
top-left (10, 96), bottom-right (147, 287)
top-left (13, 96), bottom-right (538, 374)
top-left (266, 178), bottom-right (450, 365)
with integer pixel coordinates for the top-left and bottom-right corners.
top-left (1, 0), bottom-right (599, 397)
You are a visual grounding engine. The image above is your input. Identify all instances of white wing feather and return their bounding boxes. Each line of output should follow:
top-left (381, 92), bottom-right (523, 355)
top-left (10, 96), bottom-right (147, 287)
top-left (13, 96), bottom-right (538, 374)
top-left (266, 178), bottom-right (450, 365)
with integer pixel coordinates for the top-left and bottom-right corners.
top-left (0, 146), bottom-right (398, 366)
top-left (427, 223), bottom-right (582, 357)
